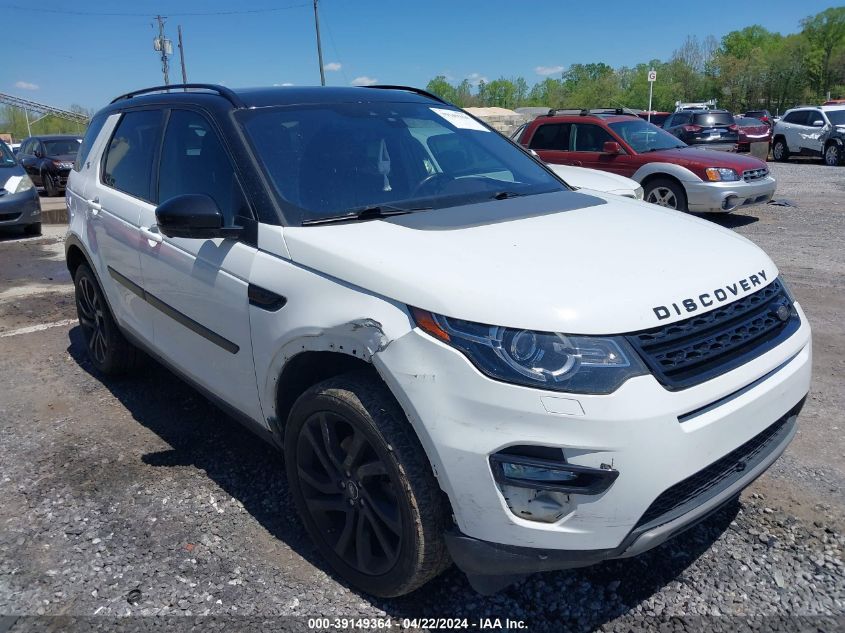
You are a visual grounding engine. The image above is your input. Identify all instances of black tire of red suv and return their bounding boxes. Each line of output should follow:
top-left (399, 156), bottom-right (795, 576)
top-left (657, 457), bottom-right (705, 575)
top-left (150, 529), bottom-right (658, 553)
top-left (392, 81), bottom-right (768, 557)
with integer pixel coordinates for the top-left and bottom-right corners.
top-left (772, 138), bottom-right (790, 162)
top-left (285, 371), bottom-right (451, 597)
top-left (43, 172), bottom-right (60, 197)
top-left (644, 178), bottom-right (688, 212)
top-left (73, 263), bottom-right (140, 375)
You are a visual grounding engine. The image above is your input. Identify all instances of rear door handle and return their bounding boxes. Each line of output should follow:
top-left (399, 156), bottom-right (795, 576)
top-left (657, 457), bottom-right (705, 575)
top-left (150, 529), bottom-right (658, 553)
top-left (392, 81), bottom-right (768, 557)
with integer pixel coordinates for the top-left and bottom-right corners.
top-left (86, 197), bottom-right (101, 215)
top-left (140, 225), bottom-right (163, 244)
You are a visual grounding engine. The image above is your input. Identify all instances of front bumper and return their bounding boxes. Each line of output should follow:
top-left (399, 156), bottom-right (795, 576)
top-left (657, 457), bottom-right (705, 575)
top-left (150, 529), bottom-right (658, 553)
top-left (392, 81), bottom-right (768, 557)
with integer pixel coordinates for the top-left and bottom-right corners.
top-left (0, 188), bottom-right (41, 226)
top-left (373, 303), bottom-right (811, 557)
top-left (685, 175), bottom-right (776, 213)
top-left (445, 397), bottom-right (801, 585)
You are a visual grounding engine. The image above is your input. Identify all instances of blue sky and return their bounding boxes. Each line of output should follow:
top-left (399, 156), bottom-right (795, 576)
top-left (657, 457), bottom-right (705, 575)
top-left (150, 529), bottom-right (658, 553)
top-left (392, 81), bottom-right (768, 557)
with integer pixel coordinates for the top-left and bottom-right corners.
top-left (1, 0), bottom-right (838, 111)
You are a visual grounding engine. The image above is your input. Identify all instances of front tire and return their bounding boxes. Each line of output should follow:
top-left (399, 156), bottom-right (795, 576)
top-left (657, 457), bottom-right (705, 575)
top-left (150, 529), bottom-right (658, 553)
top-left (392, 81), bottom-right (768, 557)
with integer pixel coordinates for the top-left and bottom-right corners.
top-left (73, 263), bottom-right (139, 375)
top-left (644, 177), bottom-right (688, 211)
top-left (43, 172), bottom-right (60, 197)
top-left (285, 371), bottom-right (450, 597)
top-left (824, 143), bottom-right (843, 166)
top-left (772, 138), bottom-right (790, 162)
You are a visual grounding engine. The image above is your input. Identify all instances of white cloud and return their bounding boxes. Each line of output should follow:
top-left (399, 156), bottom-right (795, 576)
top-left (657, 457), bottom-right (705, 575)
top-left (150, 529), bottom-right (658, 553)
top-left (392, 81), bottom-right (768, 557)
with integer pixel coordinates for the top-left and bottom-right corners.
top-left (351, 76), bottom-right (378, 86)
top-left (324, 62), bottom-right (342, 72)
top-left (535, 65), bottom-right (564, 76)
top-left (15, 81), bottom-right (39, 91)
top-left (465, 72), bottom-right (488, 87)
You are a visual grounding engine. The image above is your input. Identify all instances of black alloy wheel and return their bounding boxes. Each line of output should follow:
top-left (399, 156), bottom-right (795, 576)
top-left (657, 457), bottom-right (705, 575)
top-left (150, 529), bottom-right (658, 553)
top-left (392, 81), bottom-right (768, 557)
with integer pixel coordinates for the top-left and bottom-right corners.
top-left (285, 372), bottom-right (450, 597)
top-left (296, 410), bottom-right (402, 576)
top-left (73, 264), bottom-right (139, 375)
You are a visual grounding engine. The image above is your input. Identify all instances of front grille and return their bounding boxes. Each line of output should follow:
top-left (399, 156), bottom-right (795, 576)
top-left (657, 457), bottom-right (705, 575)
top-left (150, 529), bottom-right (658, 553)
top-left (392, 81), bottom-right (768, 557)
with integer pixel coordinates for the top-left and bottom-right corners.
top-left (626, 279), bottom-right (799, 390)
top-left (0, 212), bottom-right (22, 222)
top-left (743, 167), bottom-right (768, 181)
top-left (634, 403), bottom-right (800, 530)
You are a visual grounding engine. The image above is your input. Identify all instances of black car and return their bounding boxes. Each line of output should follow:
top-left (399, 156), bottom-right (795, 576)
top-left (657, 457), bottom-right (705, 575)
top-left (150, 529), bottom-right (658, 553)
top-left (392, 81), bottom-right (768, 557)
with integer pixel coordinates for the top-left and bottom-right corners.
top-left (17, 135), bottom-right (81, 196)
top-left (663, 109), bottom-right (738, 151)
top-left (744, 109), bottom-right (774, 127)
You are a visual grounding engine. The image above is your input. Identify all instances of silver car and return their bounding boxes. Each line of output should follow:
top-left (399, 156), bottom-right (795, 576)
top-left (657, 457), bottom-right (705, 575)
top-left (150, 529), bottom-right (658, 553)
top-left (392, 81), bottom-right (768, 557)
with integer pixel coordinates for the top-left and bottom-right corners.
top-left (0, 141), bottom-right (41, 235)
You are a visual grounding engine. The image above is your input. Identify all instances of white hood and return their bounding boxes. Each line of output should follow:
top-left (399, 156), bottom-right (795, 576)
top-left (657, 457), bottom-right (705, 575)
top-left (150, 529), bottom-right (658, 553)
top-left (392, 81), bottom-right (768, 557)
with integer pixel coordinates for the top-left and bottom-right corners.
top-left (283, 191), bottom-right (777, 335)
top-left (547, 164), bottom-right (639, 196)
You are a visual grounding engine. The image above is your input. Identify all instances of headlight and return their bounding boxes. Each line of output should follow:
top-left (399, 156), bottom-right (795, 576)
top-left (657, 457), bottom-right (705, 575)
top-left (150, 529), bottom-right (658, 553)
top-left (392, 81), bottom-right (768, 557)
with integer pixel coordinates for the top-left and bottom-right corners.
top-left (3, 175), bottom-right (34, 194)
top-left (411, 308), bottom-right (648, 394)
top-left (634, 186), bottom-right (644, 200)
top-left (705, 167), bottom-right (740, 182)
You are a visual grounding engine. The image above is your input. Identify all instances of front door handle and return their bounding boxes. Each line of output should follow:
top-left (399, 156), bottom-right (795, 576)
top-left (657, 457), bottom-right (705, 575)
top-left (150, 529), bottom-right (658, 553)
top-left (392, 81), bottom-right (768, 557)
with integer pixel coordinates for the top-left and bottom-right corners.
top-left (140, 225), bottom-right (163, 244)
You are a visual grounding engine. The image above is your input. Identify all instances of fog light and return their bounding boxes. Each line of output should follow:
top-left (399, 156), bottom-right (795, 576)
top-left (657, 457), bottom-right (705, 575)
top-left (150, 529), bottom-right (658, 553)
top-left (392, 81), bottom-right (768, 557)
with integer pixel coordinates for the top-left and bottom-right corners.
top-left (501, 462), bottom-right (578, 483)
top-left (722, 195), bottom-right (739, 211)
top-left (490, 453), bottom-right (618, 495)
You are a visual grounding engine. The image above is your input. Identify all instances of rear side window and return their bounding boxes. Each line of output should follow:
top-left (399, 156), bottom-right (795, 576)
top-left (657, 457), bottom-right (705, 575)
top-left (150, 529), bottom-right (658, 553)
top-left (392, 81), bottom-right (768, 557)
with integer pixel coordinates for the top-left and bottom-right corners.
top-left (692, 112), bottom-right (734, 126)
top-left (783, 111), bottom-right (808, 125)
top-left (74, 112), bottom-right (109, 172)
top-left (102, 110), bottom-right (162, 201)
top-left (157, 109), bottom-right (250, 225)
top-left (571, 123), bottom-right (615, 152)
top-left (529, 123), bottom-right (571, 150)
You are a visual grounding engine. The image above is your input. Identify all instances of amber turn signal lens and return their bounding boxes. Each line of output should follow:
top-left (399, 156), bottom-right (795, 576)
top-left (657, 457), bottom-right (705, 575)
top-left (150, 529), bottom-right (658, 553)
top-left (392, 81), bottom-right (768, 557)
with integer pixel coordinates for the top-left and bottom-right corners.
top-left (410, 307), bottom-right (450, 342)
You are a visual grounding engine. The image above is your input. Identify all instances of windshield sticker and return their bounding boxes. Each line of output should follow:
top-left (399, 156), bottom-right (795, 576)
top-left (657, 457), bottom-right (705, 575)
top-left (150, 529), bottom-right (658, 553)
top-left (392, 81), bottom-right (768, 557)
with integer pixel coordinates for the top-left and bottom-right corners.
top-left (430, 108), bottom-right (490, 132)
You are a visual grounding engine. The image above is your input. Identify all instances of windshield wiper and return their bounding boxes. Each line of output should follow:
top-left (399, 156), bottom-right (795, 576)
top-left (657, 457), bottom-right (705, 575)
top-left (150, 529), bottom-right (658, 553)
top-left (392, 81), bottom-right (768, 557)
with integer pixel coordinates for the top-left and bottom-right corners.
top-left (301, 205), bottom-right (430, 226)
top-left (491, 191), bottom-right (524, 200)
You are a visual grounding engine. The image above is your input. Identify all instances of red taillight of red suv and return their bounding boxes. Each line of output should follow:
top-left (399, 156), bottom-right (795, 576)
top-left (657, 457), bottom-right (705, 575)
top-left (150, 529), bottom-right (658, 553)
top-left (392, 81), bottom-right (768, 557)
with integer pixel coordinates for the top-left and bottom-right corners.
top-left (683, 125), bottom-right (702, 132)
top-left (728, 124), bottom-right (738, 132)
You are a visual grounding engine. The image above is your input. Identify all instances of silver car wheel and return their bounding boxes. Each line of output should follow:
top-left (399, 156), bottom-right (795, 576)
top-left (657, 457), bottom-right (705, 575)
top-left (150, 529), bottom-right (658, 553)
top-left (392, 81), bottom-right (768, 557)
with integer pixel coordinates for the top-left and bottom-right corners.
top-left (646, 186), bottom-right (679, 209)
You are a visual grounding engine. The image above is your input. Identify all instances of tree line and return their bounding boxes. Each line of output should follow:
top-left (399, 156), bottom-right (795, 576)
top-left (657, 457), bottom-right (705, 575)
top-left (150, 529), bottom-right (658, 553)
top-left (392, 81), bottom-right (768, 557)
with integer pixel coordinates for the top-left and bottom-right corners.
top-left (1, 104), bottom-right (93, 142)
top-left (426, 7), bottom-right (845, 114)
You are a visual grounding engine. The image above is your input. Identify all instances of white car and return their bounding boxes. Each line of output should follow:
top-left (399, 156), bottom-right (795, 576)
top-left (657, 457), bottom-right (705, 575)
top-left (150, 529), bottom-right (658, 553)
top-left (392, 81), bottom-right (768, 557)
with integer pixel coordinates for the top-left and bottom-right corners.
top-left (65, 85), bottom-right (811, 596)
top-left (545, 163), bottom-right (643, 200)
top-left (772, 105), bottom-right (845, 166)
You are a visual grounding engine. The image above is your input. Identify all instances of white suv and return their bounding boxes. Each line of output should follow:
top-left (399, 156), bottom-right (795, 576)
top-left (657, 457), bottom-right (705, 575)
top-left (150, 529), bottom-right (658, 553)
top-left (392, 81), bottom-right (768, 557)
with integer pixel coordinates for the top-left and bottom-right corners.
top-left (66, 84), bottom-right (812, 596)
top-left (772, 105), bottom-right (845, 166)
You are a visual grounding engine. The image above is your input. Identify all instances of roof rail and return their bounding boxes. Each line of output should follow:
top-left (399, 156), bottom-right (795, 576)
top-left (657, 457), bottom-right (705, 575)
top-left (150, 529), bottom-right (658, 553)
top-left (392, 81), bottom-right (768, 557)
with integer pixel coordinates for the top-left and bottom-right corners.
top-left (109, 84), bottom-right (245, 107)
top-left (364, 85), bottom-right (447, 104)
top-left (545, 107), bottom-right (639, 117)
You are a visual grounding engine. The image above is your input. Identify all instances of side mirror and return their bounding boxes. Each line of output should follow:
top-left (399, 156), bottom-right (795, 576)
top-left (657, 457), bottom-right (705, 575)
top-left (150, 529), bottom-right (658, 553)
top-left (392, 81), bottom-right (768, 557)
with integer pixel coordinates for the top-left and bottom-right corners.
top-left (811, 120), bottom-right (825, 127)
top-left (603, 141), bottom-right (622, 154)
top-left (155, 194), bottom-right (241, 240)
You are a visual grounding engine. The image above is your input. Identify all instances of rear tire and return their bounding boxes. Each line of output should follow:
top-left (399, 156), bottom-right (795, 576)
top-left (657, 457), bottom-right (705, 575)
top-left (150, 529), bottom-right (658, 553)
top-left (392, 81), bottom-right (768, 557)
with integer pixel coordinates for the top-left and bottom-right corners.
top-left (772, 138), bottom-right (790, 162)
top-left (644, 177), bottom-right (688, 212)
top-left (285, 371), bottom-right (450, 597)
top-left (824, 143), bottom-right (843, 166)
top-left (73, 263), bottom-right (139, 375)
top-left (23, 222), bottom-right (41, 236)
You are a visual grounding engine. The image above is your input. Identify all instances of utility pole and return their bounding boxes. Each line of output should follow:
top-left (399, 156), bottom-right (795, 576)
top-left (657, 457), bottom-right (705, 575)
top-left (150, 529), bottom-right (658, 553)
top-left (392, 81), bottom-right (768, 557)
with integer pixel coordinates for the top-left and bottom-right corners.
top-left (313, 0), bottom-right (325, 86)
top-left (153, 15), bottom-right (172, 86)
top-left (178, 25), bottom-right (188, 86)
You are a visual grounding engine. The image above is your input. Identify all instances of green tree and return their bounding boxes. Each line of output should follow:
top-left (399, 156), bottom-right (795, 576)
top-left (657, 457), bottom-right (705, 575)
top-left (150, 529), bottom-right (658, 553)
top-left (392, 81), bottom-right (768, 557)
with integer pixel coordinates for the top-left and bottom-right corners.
top-left (801, 7), bottom-right (845, 97)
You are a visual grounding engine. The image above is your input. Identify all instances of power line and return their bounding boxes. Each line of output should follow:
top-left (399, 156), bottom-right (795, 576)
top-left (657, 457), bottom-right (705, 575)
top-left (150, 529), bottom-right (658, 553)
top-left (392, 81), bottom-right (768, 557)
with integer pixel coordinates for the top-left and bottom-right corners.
top-left (0, 2), bottom-right (309, 17)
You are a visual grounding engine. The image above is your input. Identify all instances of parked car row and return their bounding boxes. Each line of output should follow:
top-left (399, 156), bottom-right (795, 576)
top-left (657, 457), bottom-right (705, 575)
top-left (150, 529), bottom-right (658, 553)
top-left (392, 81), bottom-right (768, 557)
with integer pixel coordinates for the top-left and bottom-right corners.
top-left (512, 109), bottom-right (775, 213)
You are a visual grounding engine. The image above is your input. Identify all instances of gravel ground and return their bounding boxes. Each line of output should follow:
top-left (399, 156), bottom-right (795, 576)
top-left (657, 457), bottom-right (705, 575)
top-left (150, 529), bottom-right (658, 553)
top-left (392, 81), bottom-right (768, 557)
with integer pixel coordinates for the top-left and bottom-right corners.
top-left (0, 162), bottom-right (843, 633)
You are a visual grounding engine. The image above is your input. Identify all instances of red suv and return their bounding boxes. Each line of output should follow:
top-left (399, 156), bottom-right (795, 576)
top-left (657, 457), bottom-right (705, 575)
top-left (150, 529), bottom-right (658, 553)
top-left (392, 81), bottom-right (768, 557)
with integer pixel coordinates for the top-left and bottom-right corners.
top-left (515, 112), bottom-right (776, 213)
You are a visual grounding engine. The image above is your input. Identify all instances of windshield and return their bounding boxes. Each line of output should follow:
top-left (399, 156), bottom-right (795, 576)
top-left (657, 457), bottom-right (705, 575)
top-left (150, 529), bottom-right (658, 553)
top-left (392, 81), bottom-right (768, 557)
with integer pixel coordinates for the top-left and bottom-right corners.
top-left (827, 110), bottom-right (845, 125)
top-left (43, 138), bottom-right (81, 157)
top-left (608, 119), bottom-right (686, 153)
top-left (0, 141), bottom-right (16, 167)
top-left (238, 101), bottom-right (565, 225)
